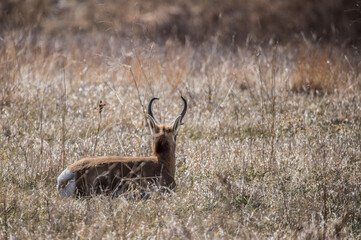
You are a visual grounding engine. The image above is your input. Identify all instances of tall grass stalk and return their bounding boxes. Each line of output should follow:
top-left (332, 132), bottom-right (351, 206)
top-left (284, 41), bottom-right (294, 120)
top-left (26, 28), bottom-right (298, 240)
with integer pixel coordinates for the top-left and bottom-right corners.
top-left (93, 100), bottom-right (106, 156)
top-left (61, 63), bottom-right (67, 169)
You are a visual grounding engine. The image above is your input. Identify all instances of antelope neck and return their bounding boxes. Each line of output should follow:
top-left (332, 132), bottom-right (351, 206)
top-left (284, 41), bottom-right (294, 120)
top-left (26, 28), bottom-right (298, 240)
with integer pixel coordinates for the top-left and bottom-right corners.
top-left (153, 149), bottom-right (176, 178)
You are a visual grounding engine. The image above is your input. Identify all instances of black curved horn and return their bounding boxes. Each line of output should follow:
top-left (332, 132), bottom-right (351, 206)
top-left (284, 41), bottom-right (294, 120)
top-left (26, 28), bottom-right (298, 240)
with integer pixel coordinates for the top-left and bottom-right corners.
top-left (148, 97), bottom-right (159, 121)
top-left (180, 96), bottom-right (187, 124)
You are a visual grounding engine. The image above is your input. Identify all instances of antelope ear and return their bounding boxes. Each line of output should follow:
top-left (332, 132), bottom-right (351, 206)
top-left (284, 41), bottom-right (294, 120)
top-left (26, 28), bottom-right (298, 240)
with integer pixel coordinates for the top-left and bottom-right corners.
top-left (171, 115), bottom-right (182, 134)
top-left (147, 114), bottom-right (159, 132)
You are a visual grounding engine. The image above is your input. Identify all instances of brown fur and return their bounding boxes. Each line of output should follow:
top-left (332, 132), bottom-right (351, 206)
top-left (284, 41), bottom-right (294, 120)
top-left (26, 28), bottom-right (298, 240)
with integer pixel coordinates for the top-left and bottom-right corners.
top-left (151, 125), bottom-right (177, 177)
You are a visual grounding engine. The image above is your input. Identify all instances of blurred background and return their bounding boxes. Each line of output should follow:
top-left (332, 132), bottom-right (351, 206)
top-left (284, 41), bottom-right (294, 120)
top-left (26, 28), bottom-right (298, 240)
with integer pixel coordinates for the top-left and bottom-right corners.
top-left (1, 0), bottom-right (361, 46)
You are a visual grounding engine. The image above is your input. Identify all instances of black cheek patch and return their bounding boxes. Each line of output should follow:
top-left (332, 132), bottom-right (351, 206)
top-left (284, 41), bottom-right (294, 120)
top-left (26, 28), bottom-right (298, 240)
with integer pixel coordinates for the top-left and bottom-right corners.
top-left (154, 127), bottom-right (160, 134)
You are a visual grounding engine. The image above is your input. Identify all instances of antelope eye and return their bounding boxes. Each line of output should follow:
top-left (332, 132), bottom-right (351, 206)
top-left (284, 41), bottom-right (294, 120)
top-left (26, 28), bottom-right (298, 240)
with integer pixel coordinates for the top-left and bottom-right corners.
top-left (154, 127), bottom-right (160, 134)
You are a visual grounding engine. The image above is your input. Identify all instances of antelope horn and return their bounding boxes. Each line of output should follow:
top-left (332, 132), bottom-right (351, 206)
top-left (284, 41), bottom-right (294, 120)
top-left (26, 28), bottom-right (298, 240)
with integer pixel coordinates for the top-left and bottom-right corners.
top-left (180, 96), bottom-right (187, 125)
top-left (148, 97), bottom-right (160, 124)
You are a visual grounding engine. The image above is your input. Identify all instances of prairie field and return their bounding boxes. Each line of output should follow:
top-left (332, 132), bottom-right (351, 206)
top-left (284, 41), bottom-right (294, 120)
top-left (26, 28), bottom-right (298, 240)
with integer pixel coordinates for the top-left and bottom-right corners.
top-left (1, 1), bottom-right (361, 239)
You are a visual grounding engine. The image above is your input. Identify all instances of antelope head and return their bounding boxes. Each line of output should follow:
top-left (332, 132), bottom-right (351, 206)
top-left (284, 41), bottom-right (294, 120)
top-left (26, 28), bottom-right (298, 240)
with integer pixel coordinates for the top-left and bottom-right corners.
top-left (147, 96), bottom-right (187, 178)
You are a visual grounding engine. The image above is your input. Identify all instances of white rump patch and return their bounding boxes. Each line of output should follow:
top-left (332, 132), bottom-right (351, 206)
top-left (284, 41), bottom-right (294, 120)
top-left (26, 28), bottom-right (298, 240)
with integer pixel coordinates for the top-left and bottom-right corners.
top-left (59, 179), bottom-right (75, 197)
top-left (57, 169), bottom-right (75, 197)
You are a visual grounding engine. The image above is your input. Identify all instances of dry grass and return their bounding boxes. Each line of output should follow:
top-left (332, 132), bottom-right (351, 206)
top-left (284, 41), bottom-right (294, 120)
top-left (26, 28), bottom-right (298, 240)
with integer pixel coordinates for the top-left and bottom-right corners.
top-left (0, 30), bottom-right (360, 239)
top-left (291, 46), bottom-right (359, 94)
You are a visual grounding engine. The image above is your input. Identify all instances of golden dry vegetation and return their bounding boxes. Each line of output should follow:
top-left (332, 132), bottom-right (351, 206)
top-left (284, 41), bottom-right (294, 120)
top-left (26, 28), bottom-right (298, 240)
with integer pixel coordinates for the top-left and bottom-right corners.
top-left (1, 1), bottom-right (361, 239)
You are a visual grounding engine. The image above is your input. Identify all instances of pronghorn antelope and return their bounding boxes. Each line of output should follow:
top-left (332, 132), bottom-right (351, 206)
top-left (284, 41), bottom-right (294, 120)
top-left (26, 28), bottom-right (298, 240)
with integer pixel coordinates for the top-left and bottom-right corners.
top-left (57, 97), bottom-right (187, 197)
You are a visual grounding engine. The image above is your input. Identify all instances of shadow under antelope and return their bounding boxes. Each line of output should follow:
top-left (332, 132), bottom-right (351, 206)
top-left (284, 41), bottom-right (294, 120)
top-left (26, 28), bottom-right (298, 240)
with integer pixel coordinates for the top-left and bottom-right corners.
top-left (57, 97), bottom-right (187, 198)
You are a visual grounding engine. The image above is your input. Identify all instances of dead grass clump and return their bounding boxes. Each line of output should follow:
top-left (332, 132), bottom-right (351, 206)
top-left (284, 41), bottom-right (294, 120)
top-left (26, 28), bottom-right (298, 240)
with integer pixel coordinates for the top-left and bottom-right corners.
top-left (291, 47), bottom-right (351, 94)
